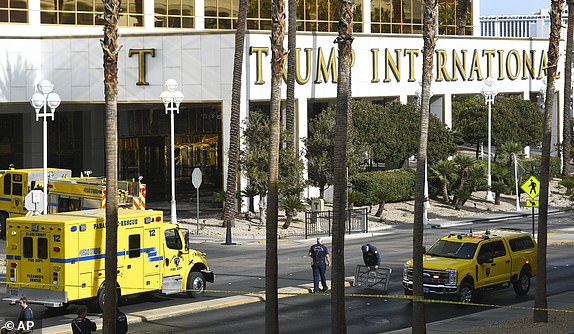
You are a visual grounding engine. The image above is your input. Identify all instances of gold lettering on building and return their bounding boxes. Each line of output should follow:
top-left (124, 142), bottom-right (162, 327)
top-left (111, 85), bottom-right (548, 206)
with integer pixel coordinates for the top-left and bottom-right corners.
top-left (436, 49), bottom-right (451, 82)
top-left (404, 49), bottom-right (420, 82)
top-left (506, 49), bottom-right (520, 80)
top-left (250, 47), bottom-right (269, 85)
top-left (384, 49), bottom-right (401, 83)
top-left (497, 50), bottom-right (505, 80)
top-left (128, 48), bottom-right (156, 86)
top-left (469, 50), bottom-right (483, 81)
top-left (248, 46), bottom-right (549, 85)
top-left (296, 48), bottom-right (313, 84)
top-left (315, 47), bottom-right (337, 84)
top-left (452, 49), bottom-right (467, 81)
top-left (371, 48), bottom-right (380, 82)
top-left (523, 50), bottom-right (536, 79)
top-left (482, 50), bottom-right (496, 78)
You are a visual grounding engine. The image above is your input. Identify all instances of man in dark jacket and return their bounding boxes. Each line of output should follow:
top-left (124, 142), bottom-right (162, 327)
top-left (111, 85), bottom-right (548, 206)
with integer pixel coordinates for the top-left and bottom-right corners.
top-left (17, 297), bottom-right (33, 333)
top-left (362, 243), bottom-right (381, 270)
top-left (71, 306), bottom-right (96, 334)
top-left (308, 237), bottom-right (331, 293)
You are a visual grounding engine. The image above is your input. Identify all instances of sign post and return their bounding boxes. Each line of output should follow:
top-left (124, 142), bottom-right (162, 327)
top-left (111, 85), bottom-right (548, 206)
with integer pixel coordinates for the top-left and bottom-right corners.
top-left (521, 176), bottom-right (540, 236)
top-left (192, 168), bottom-right (202, 235)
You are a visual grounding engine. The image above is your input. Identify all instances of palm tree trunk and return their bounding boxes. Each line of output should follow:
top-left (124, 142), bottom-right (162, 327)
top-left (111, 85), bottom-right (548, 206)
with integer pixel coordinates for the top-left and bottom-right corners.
top-left (332, 0), bottom-right (354, 331)
top-left (562, 0), bottom-right (574, 175)
top-left (535, 0), bottom-right (562, 324)
top-left (442, 183), bottom-right (449, 203)
top-left (455, 0), bottom-right (470, 35)
top-left (223, 0), bottom-right (249, 226)
top-left (102, 0), bottom-right (120, 331)
top-left (286, 0), bottom-right (296, 149)
top-left (413, 1), bottom-right (437, 333)
top-left (266, 0), bottom-right (285, 331)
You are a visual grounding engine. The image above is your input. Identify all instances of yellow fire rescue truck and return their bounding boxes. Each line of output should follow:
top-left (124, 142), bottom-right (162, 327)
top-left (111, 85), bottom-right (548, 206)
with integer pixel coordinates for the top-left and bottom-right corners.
top-left (0, 168), bottom-right (72, 239)
top-left (3, 208), bottom-right (214, 311)
top-left (0, 168), bottom-right (146, 239)
top-left (47, 175), bottom-right (146, 213)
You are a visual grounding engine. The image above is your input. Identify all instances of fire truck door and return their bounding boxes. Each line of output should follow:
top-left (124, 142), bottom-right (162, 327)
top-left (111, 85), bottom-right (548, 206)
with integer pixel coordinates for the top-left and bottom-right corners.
top-left (9, 173), bottom-right (25, 214)
top-left (20, 232), bottom-right (52, 290)
top-left (162, 228), bottom-right (185, 277)
top-left (143, 227), bottom-right (161, 290)
top-left (124, 227), bottom-right (144, 295)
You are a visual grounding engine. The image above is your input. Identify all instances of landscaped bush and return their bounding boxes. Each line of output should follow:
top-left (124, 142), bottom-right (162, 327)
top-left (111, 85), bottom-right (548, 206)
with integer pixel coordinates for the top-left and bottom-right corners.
top-left (351, 169), bottom-right (415, 206)
top-left (520, 156), bottom-right (561, 180)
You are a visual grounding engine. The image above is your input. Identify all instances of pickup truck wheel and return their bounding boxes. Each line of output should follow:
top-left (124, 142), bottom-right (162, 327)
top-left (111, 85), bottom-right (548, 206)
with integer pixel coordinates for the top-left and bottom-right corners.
top-left (458, 282), bottom-right (474, 303)
top-left (186, 271), bottom-right (206, 298)
top-left (513, 269), bottom-right (531, 295)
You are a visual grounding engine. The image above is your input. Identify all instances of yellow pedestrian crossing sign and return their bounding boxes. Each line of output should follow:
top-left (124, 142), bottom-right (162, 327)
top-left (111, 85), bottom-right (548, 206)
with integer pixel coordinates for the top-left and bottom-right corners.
top-left (521, 176), bottom-right (540, 199)
top-left (525, 199), bottom-right (539, 207)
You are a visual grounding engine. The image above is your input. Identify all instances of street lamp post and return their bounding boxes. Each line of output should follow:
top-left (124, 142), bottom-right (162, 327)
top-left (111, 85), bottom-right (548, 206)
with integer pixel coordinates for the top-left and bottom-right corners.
top-left (30, 80), bottom-right (61, 215)
top-left (161, 79), bottom-right (184, 224)
top-left (481, 77), bottom-right (497, 203)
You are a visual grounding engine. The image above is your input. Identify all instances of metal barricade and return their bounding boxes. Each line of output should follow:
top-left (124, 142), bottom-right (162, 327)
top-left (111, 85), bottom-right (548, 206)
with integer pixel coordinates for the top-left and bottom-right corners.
top-left (353, 265), bottom-right (392, 291)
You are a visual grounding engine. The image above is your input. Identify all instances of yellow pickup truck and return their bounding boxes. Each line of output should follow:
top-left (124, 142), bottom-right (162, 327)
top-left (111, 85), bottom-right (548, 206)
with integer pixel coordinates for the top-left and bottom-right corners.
top-left (403, 228), bottom-right (537, 303)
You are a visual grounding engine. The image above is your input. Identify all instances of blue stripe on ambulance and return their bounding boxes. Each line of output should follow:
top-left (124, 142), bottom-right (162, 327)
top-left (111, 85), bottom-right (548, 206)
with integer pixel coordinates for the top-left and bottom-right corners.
top-left (49, 247), bottom-right (162, 263)
top-left (6, 255), bottom-right (21, 260)
top-left (0, 197), bottom-right (11, 202)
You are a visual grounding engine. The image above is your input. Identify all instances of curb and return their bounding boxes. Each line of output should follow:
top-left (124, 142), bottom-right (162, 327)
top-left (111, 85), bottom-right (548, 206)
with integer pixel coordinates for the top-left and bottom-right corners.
top-left (40, 280), bottom-right (353, 334)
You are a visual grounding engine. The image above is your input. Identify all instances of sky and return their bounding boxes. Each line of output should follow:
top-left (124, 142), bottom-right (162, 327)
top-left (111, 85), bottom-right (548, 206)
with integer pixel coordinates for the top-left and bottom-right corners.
top-left (480, 0), bottom-right (549, 16)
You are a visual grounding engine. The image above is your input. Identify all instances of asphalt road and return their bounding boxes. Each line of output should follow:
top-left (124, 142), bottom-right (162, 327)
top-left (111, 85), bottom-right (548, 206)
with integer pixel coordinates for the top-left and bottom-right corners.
top-left (1, 211), bottom-right (574, 333)
top-left (118, 213), bottom-right (574, 333)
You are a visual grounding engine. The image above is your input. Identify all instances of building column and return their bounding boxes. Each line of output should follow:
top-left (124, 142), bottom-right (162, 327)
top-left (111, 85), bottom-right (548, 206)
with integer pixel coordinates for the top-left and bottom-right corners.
top-left (144, 0), bottom-right (155, 31)
top-left (28, 0), bottom-right (41, 28)
top-left (195, 0), bottom-right (205, 30)
top-left (442, 93), bottom-right (452, 129)
top-left (363, 0), bottom-right (371, 34)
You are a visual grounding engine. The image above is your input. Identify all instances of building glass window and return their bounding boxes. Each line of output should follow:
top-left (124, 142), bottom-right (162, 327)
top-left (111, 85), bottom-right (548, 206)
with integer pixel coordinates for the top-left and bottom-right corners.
top-left (296, 0), bottom-right (363, 32)
top-left (371, 0), bottom-right (473, 35)
top-left (41, 0), bottom-right (143, 26)
top-left (246, 0), bottom-right (271, 30)
top-left (205, 0), bottom-right (362, 31)
top-left (0, 0), bottom-right (27, 23)
top-left (155, 0), bottom-right (194, 28)
top-left (205, 0), bottom-right (236, 29)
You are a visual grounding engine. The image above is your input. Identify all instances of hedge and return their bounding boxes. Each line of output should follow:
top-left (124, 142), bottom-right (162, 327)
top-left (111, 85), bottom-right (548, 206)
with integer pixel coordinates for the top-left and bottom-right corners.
top-left (351, 169), bottom-right (415, 206)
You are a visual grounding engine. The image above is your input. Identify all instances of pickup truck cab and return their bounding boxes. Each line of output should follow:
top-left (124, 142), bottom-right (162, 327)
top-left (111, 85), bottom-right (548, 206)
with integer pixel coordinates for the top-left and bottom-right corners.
top-left (403, 228), bottom-right (537, 303)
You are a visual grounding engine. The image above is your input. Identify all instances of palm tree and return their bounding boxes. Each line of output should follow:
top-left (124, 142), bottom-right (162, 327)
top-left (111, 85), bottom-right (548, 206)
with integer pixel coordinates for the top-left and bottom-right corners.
top-left (562, 0), bottom-right (574, 175)
top-left (101, 0), bottom-right (120, 330)
top-left (455, 0), bottom-right (470, 35)
top-left (266, 0), bottom-right (285, 331)
top-left (332, 0), bottom-right (354, 329)
top-left (535, 0), bottom-right (563, 324)
top-left (286, 0), bottom-right (296, 150)
top-left (222, 0), bottom-right (249, 227)
top-left (413, 0), bottom-right (438, 333)
top-left (431, 160), bottom-right (457, 202)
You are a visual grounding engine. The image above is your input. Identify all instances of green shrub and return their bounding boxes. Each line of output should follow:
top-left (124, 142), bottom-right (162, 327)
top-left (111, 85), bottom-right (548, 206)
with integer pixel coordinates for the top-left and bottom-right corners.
top-left (520, 156), bottom-right (561, 179)
top-left (351, 169), bottom-right (415, 206)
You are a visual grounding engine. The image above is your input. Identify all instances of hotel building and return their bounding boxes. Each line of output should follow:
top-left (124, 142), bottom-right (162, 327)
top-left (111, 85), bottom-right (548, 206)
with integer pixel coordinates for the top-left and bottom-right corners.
top-left (0, 0), bottom-right (562, 201)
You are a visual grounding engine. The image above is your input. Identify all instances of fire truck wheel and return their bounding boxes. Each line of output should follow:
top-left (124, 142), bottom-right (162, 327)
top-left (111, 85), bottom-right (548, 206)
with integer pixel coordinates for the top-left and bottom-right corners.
top-left (94, 284), bottom-right (121, 312)
top-left (186, 271), bottom-right (206, 298)
top-left (0, 213), bottom-right (7, 240)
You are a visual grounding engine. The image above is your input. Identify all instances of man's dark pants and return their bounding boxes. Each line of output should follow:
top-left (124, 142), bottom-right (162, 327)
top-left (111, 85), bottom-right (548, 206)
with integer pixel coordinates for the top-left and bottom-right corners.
top-left (312, 262), bottom-right (327, 292)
